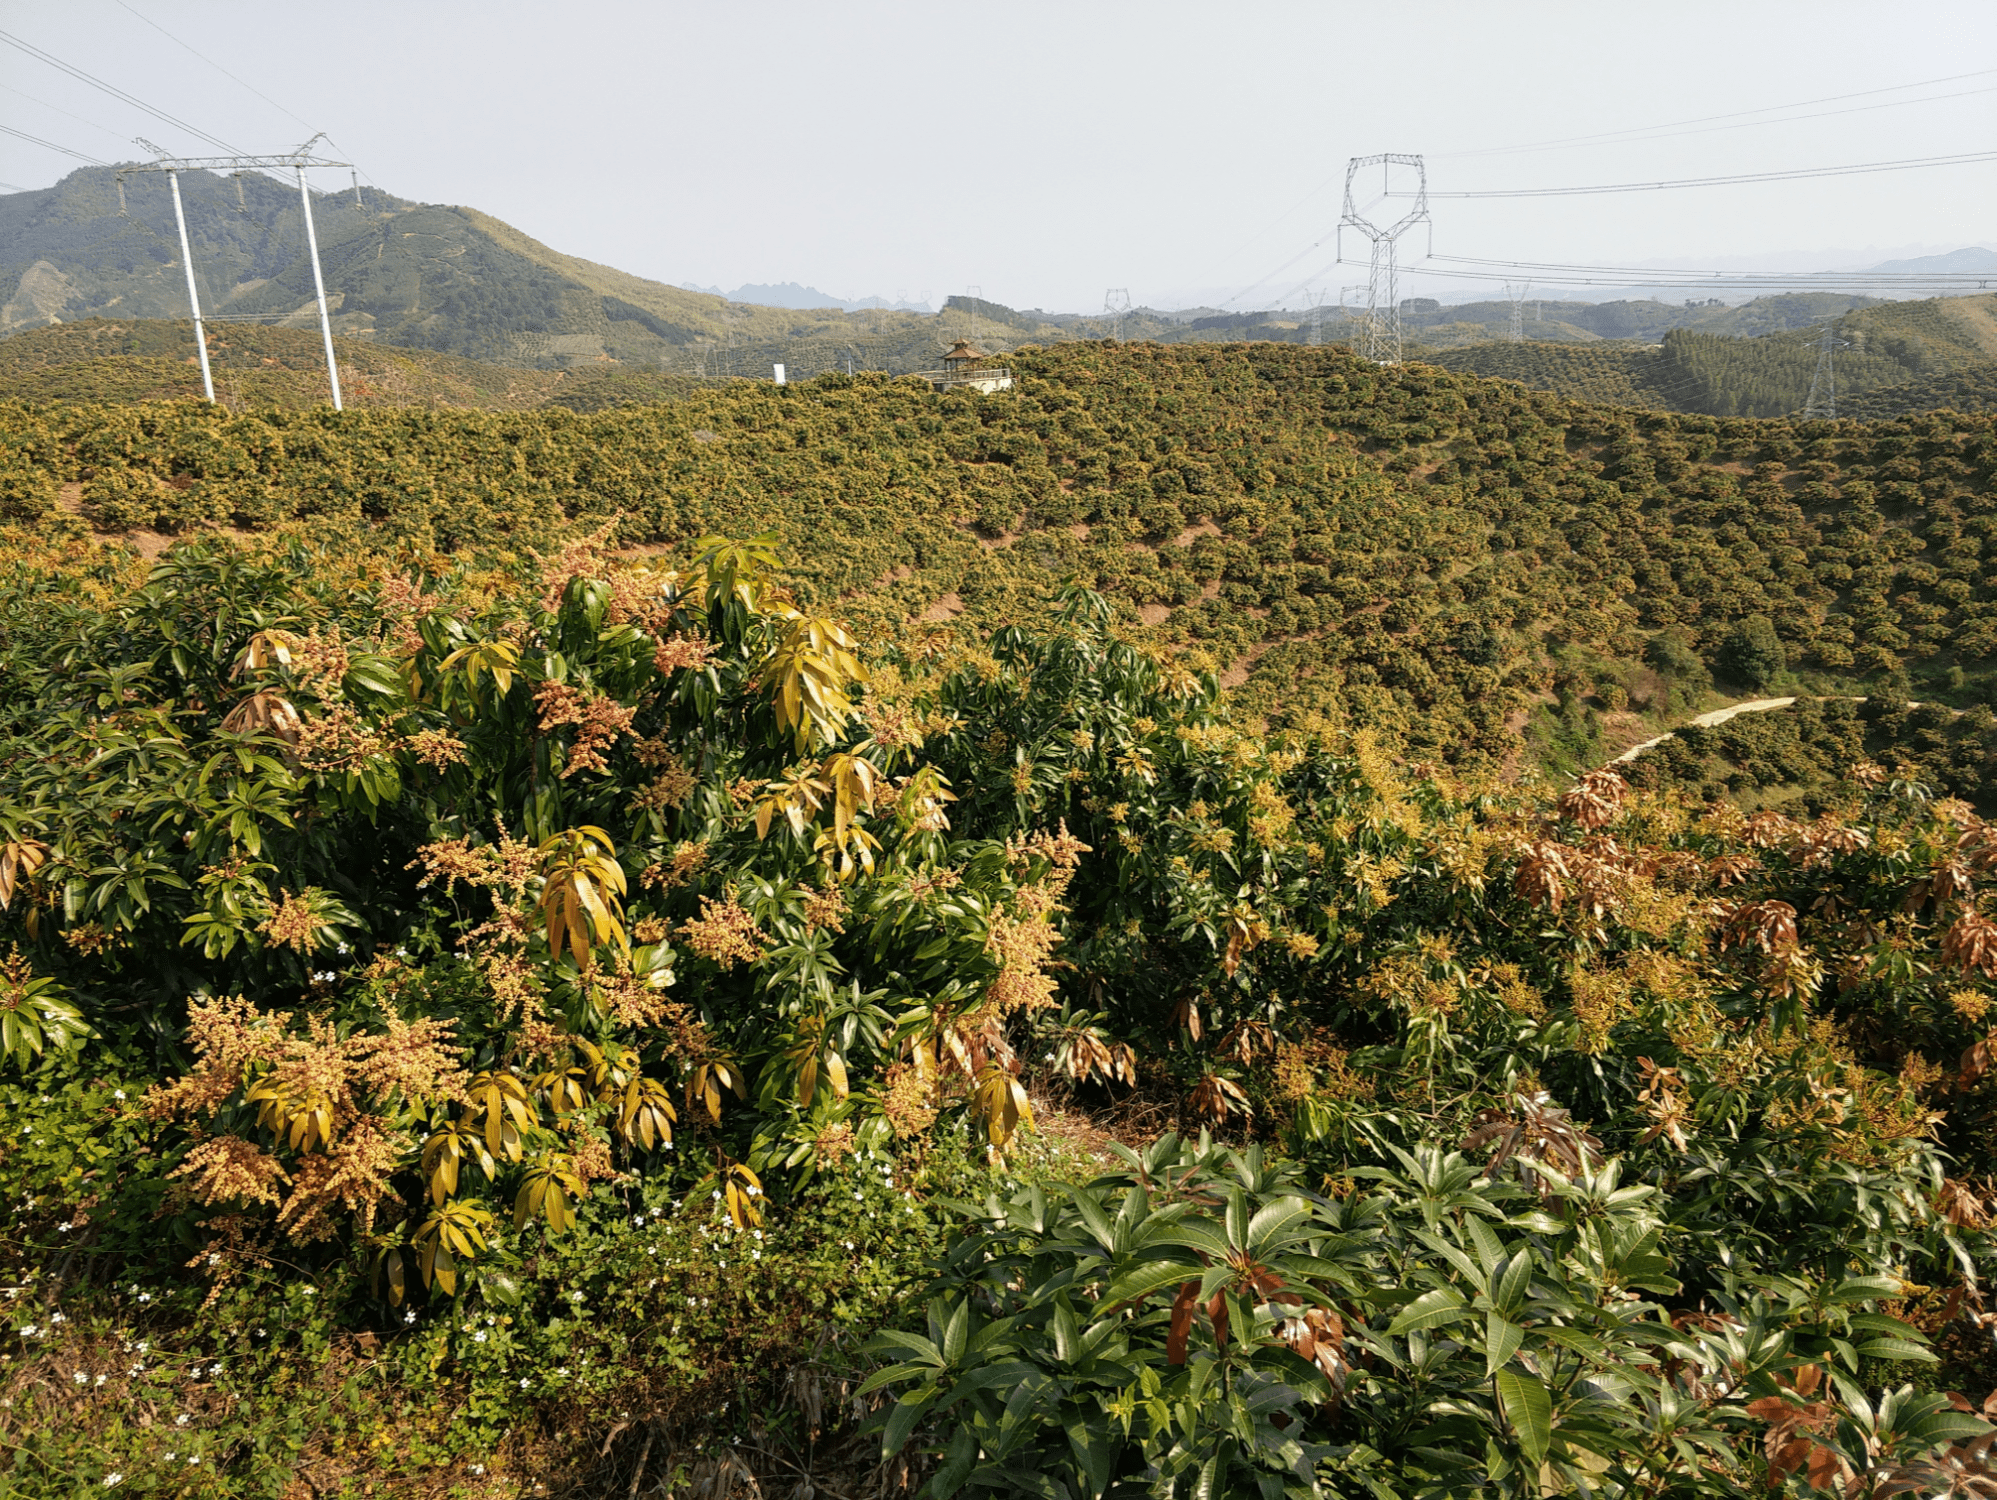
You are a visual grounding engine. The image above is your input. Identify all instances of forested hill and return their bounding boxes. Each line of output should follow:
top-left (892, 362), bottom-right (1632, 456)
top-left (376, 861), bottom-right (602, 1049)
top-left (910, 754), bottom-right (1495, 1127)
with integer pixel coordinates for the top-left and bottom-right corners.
top-left (6, 339), bottom-right (1996, 792)
top-left (0, 318), bottom-right (709, 411)
top-left (1430, 293), bottom-right (1997, 418)
top-left (0, 167), bottom-right (959, 369)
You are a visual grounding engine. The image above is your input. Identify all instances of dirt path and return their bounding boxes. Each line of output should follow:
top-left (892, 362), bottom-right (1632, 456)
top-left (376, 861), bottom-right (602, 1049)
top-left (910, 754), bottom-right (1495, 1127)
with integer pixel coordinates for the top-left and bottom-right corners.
top-left (1609, 697), bottom-right (1800, 765)
top-left (1608, 694), bottom-right (1954, 768)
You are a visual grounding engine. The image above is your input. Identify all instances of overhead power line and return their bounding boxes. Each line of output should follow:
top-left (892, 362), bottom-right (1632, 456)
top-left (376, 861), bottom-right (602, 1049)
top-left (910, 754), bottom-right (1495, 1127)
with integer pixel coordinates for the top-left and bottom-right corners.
top-left (1405, 262), bottom-right (1997, 290)
top-left (0, 26), bottom-right (245, 155)
top-left (111, 0), bottom-right (318, 134)
top-left (0, 82), bottom-right (133, 147)
top-left (1437, 67), bottom-right (1997, 158)
top-left (0, 123), bottom-right (107, 165)
top-left (1418, 149), bottom-right (1997, 198)
top-left (1425, 253), bottom-right (1997, 286)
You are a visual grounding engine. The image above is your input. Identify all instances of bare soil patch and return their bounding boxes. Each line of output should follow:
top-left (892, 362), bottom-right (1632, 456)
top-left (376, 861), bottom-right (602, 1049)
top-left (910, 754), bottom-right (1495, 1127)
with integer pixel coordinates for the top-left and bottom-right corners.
top-left (919, 591), bottom-right (965, 623)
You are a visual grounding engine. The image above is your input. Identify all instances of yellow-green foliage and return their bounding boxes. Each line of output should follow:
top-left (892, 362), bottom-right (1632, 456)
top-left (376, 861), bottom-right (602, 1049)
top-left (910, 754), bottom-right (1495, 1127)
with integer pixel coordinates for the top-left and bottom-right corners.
top-left (4, 341), bottom-right (1995, 778)
top-left (0, 319), bottom-right (714, 412)
top-left (1427, 342), bottom-right (1672, 408)
top-left (1846, 362), bottom-right (1997, 420)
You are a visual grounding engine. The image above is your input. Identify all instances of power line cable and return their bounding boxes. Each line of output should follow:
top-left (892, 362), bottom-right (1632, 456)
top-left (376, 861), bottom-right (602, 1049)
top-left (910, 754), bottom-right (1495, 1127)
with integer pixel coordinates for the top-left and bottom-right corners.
top-left (1163, 72), bottom-right (1997, 310)
top-left (1421, 149), bottom-right (1997, 198)
top-left (1402, 262), bottom-right (1995, 290)
top-left (0, 26), bottom-right (245, 155)
top-left (111, 0), bottom-right (318, 134)
top-left (1435, 67), bottom-right (1997, 158)
top-left (1446, 84), bottom-right (1997, 157)
top-left (1423, 252), bottom-right (1997, 285)
top-left (0, 81), bottom-right (134, 147)
top-left (0, 123), bottom-right (108, 166)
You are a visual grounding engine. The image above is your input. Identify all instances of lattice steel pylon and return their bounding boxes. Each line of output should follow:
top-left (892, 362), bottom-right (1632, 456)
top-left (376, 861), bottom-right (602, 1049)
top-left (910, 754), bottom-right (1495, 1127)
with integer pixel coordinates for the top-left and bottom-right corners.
top-left (1305, 288), bottom-right (1327, 346)
top-left (1338, 154), bottom-right (1428, 365)
top-left (1802, 319), bottom-right (1848, 419)
top-left (1505, 280), bottom-right (1532, 342)
top-left (1102, 288), bottom-right (1132, 342)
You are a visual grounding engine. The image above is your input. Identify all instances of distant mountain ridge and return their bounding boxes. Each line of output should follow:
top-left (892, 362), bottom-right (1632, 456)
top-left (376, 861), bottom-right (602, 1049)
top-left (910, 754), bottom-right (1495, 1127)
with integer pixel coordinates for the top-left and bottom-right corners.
top-left (1862, 246), bottom-right (1997, 275)
top-left (719, 282), bottom-right (932, 313)
top-left (0, 168), bottom-right (942, 371)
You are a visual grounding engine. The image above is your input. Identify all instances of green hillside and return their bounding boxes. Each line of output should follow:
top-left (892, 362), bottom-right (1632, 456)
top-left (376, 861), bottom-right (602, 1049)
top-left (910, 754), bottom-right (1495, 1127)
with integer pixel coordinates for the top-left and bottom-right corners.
top-left (1429, 293), bottom-right (1997, 417)
top-left (1844, 361), bottom-right (1997, 419)
top-left (3, 335), bottom-right (1997, 1496)
top-left (0, 168), bottom-right (971, 370)
top-left (6, 339), bottom-right (1997, 789)
top-left (0, 317), bottom-right (709, 410)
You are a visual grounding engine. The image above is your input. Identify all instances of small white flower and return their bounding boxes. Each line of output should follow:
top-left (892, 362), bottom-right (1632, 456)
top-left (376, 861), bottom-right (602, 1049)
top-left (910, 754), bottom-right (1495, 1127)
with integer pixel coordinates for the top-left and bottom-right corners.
top-left (103, 1474), bottom-right (123, 1488)
top-left (186, 1457), bottom-right (199, 1466)
top-left (519, 1378), bottom-right (530, 1389)
top-left (95, 1373), bottom-right (107, 1385)
top-left (556, 1366), bottom-right (569, 1376)
top-left (50, 1313), bottom-right (65, 1324)
top-left (137, 1293), bottom-right (152, 1305)
top-left (470, 1465), bottom-right (485, 1476)
top-left (473, 1331), bottom-right (487, 1343)
top-left (164, 1453), bottom-right (175, 1462)
top-left (208, 1363), bottom-right (222, 1376)
top-left (73, 1371), bottom-right (87, 1384)
top-left (57, 1224), bottom-right (69, 1234)
top-left (18, 1325), bottom-right (35, 1338)
top-left (112, 1090), bottom-right (126, 1101)
top-left (176, 1414), bottom-right (190, 1426)
top-left (404, 1310), bottom-right (417, 1324)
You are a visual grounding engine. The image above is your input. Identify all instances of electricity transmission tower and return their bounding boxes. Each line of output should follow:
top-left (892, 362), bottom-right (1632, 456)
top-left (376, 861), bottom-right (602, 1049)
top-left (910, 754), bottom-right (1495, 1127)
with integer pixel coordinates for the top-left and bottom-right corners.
top-left (122, 135), bottom-right (352, 409)
top-left (1505, 281), bottom-right (1532, 342)
top-left (1338, 154), bottom-right (1428, 365)
top-left (1339, 284), bottom-right (1370, 348)
top-left (1802, 320), bottom-right (1849, 419)
top-left (1102, 288), bottom-right (1132, 342)
top-left (1305, 288), bottom-right (1327, 346)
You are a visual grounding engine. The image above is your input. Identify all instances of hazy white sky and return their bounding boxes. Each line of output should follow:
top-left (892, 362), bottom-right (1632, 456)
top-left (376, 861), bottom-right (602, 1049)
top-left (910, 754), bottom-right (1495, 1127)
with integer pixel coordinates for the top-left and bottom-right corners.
top-left (4, 0), bottom-right (1994, 311)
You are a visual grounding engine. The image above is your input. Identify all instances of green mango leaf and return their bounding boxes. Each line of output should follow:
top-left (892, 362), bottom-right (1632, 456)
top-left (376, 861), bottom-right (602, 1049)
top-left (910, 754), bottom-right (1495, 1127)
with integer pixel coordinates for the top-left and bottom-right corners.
top-left (1496, 1368), bottom-right (1552, 1465)
top-left (1854, 1338), bottom-right (1936, 1363)
top-left (1386, 1286), bottom-right (1470, 1335)
top-left (1485, 1312), bottom-right (1524, 1376)
top-left (882, 1390), bottom-right (931, 1458)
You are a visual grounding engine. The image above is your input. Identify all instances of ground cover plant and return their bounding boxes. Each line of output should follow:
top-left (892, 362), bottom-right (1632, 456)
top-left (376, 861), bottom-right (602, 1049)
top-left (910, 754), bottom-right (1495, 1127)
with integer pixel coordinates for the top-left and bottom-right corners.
top-left (0, 509), bottom-right (1994, 1494)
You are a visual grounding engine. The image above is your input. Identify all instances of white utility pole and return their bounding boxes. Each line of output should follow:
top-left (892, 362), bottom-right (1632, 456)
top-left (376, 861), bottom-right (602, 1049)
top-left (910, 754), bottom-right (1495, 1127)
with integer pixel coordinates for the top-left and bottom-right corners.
top-left (123, 135), bottom-right (352, 409)
top-left (297, 164), bottom-right (342, 410)
top-left (165, 168), bottom-right (215, 404)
